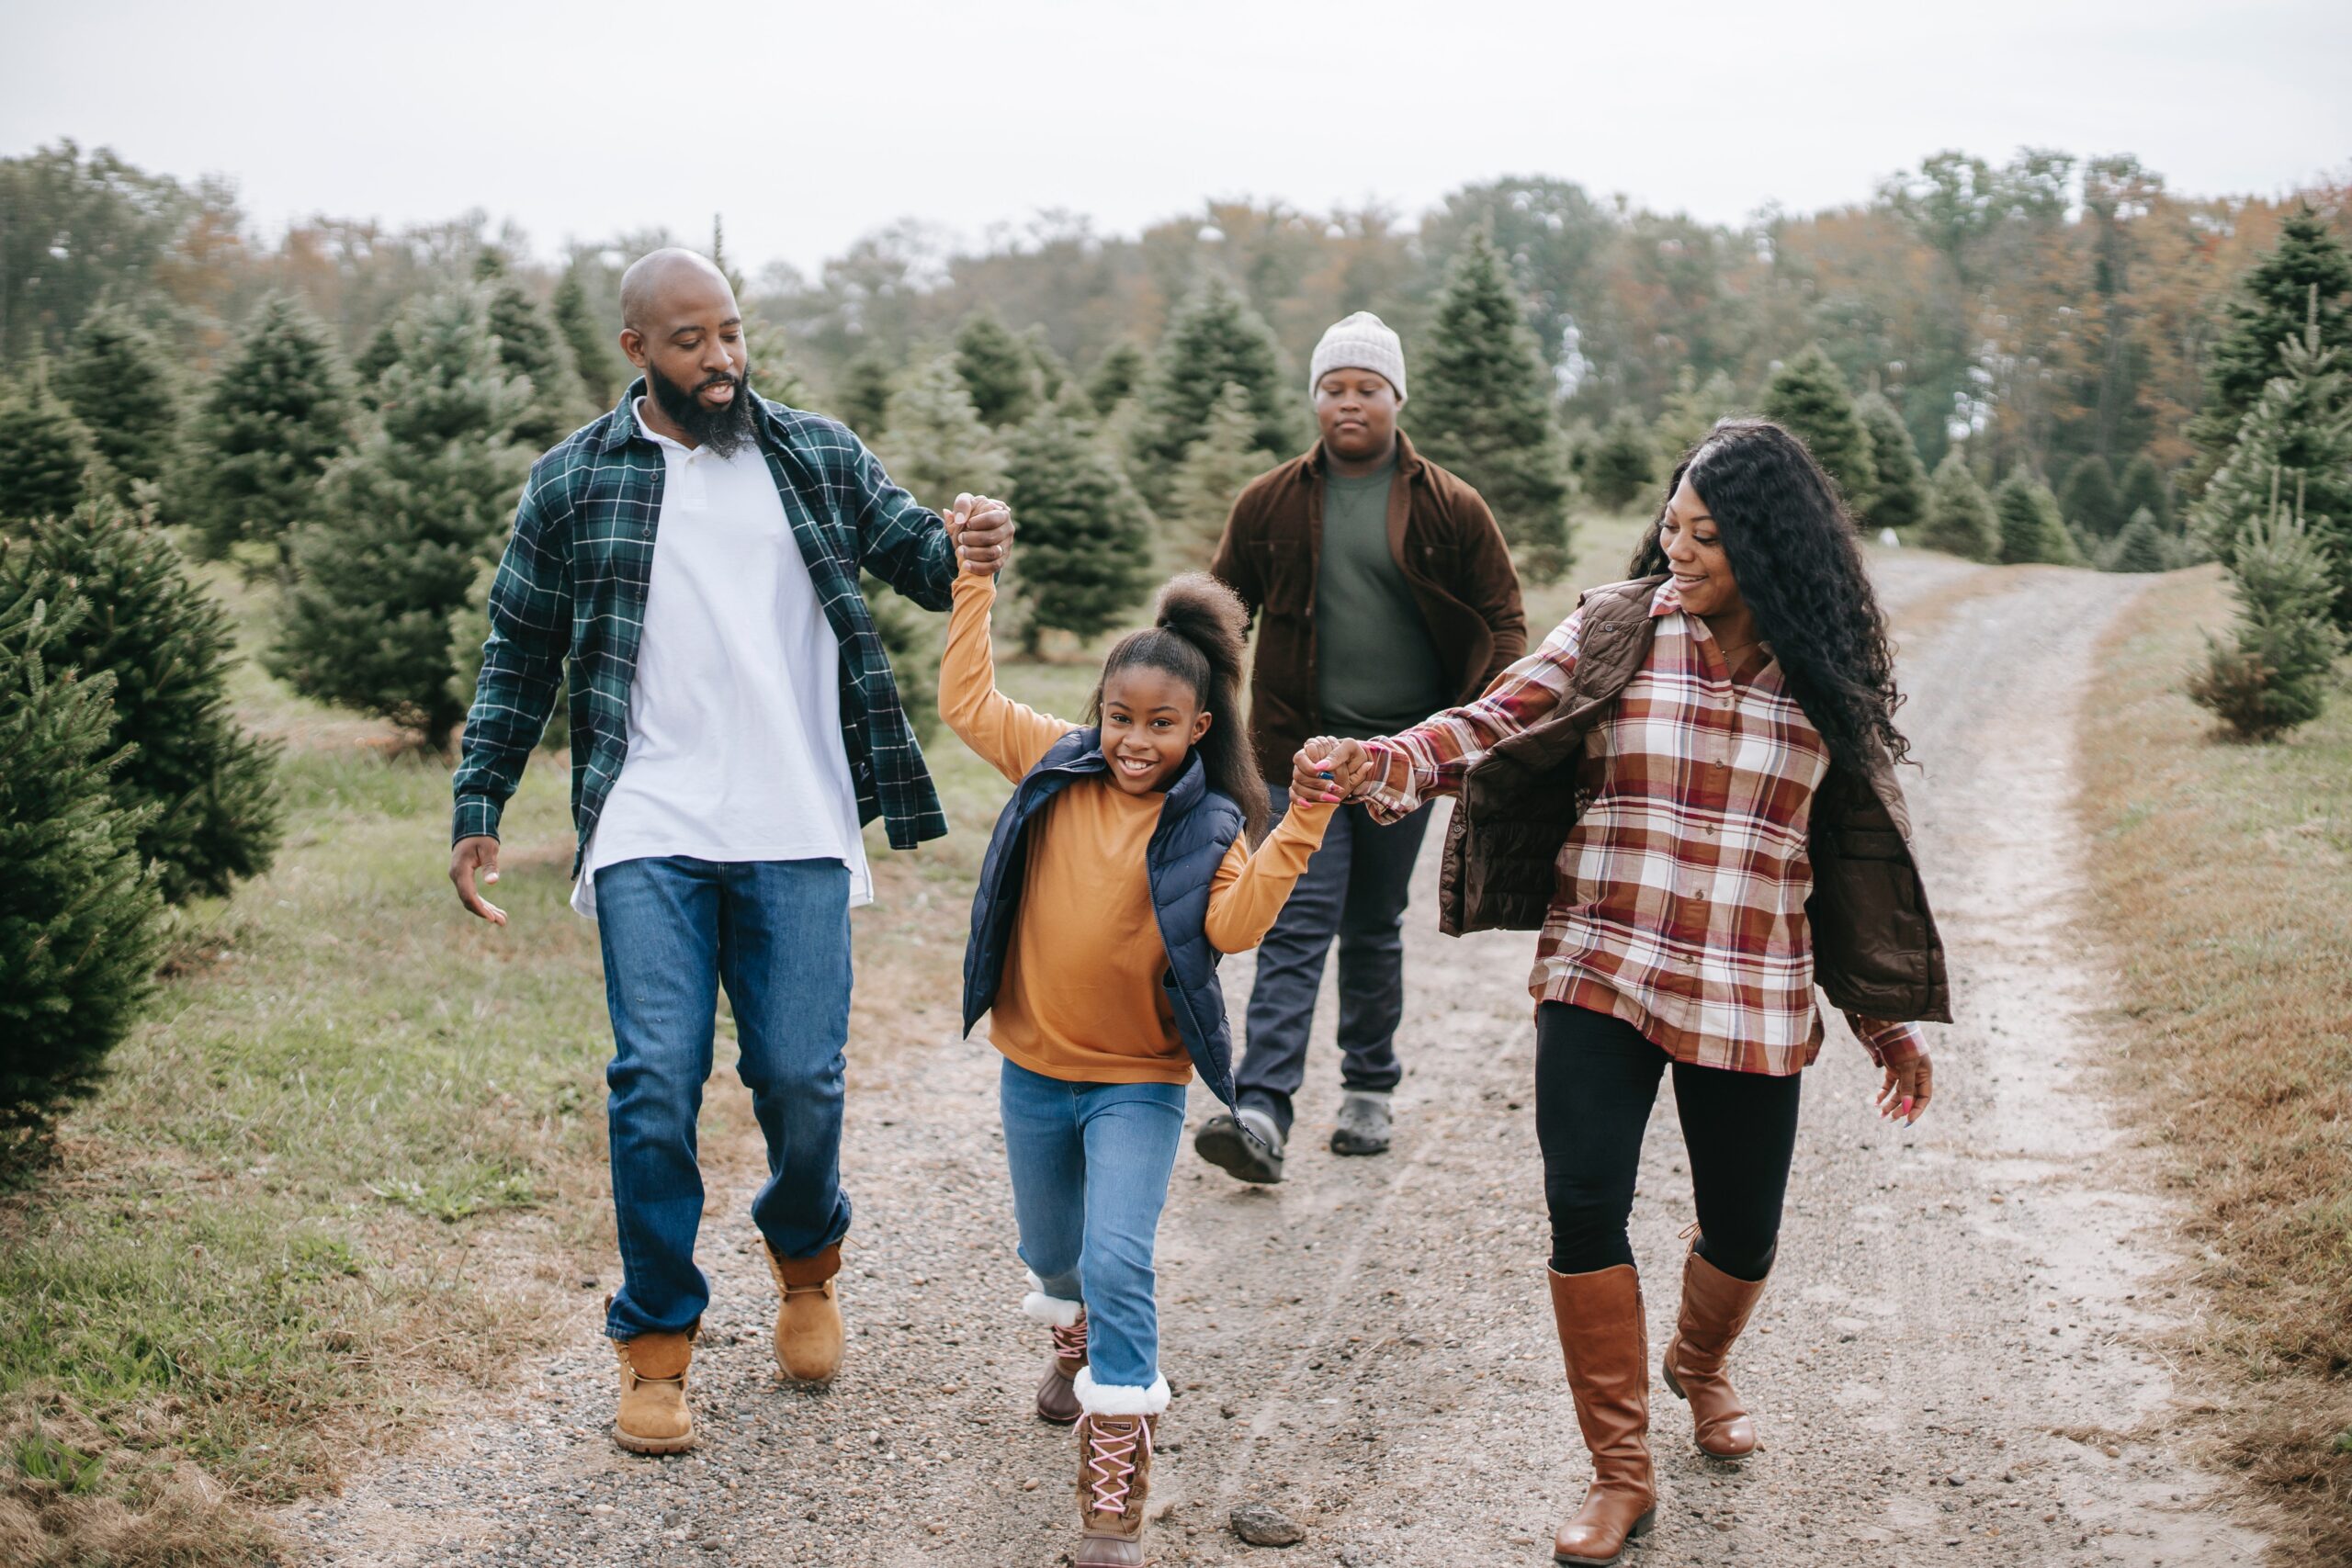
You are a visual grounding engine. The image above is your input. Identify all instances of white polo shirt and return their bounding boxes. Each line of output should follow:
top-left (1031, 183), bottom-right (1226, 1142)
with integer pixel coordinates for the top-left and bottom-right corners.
top-left (571, 404), bottom-right (874, 918)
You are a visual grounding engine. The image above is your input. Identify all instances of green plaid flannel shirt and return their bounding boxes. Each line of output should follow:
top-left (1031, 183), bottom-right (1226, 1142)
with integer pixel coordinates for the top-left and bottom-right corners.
top-left (451, 380), bottom-right (956, 869)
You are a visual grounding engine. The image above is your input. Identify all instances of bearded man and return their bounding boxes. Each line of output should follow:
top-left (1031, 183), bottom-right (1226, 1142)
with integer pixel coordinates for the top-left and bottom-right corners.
top-left (447, 248), bottom-right (1012, 1453)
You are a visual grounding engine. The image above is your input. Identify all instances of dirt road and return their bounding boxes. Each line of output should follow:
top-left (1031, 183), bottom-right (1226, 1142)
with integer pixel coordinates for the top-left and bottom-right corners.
top-left (290, 558), bottom-right (2265, 1567)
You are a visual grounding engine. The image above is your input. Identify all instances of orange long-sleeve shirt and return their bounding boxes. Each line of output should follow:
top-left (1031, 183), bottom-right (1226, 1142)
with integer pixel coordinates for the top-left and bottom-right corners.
top-left (940, 571), bottom-right (1332, 1085)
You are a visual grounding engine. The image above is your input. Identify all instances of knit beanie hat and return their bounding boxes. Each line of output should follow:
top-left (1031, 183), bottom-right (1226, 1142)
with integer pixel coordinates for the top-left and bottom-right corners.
top-left (1309, 311), bottom-right (1407, 403)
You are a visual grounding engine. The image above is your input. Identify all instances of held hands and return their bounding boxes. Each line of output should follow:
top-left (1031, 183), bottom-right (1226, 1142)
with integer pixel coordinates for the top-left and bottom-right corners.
top-left (1290, 736), bottom-right (1374, 806)
top-left (950, 493), bottom-right (1015, 576)
top-left (450, 835), bottom-right (507, 926)
top-left (1875, 1052), bottom-right (1934, 1124)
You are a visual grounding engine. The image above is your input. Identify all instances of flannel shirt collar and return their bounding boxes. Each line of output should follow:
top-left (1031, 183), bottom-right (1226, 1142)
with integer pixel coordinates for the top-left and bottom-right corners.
top-left (1647, 578), bottom-right (1683, 618)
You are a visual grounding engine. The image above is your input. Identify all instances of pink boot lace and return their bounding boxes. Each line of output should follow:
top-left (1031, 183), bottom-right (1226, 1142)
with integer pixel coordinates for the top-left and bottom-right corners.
top-left (1051, 1314), bottom-right (1089, 1366)
top-left (1082, 1416), bottom-right (1151, 1516)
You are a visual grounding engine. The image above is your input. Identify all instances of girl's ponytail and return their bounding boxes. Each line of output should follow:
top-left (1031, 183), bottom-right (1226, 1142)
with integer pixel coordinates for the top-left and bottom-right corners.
top-left (1091, 572), bottom-right (1272, 842)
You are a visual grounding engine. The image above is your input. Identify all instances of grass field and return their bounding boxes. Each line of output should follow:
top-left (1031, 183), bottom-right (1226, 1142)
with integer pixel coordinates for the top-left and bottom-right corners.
top-left (2075, 565), bottom-right (2352, 1562)
top-left (0, 511), bottom-right (1645, 1563)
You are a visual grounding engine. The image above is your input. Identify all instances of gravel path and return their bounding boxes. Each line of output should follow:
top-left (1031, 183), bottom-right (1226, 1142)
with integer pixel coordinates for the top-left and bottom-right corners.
top-left (287, 558), bottom-right (2264, 1567)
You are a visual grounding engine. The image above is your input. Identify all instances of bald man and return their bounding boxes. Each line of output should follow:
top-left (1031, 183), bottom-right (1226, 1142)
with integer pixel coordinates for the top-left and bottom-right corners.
top-left (449, 248), bottom-right (1013, 1455)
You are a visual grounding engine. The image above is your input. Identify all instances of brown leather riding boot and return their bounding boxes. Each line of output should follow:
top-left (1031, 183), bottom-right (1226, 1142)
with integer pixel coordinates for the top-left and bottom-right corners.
top-left (1548, 1265), bottom-right (1656, 1566)
top-left (611, 1322), bottom-right (698, 1455)
top-left (1073, 1409), bottom-right (1158, 1567)
top-left (763, 1240), bottom-right (843, 1383)
top-left (1661, 1244), bottom-right (1768, 1459)
top-left (1036, 1312), bottom-right (1088, 1425)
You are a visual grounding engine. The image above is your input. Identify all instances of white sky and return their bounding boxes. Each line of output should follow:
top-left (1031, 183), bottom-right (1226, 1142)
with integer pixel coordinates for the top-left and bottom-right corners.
top-left (6, 0), bottom-right (2348, 276)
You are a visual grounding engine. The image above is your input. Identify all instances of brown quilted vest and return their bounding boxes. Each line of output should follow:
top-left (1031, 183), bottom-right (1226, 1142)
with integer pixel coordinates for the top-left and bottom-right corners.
top-left (1434, 575), bottom-right (1951, 1024)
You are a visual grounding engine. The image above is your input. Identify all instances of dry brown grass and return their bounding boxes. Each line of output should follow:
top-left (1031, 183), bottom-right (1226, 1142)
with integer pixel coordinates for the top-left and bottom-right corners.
top-left (2075, 563), bottom-right (2352, 1562)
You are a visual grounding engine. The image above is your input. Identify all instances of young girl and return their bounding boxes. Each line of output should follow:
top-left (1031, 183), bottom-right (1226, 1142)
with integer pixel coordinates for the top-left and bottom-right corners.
top-left (940, 557), bottom-right (1334, 1568)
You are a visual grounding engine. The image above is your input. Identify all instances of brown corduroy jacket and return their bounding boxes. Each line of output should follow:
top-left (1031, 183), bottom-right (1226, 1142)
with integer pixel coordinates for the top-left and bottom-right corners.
top-left (1208, 431), bottom-right (1527, 783)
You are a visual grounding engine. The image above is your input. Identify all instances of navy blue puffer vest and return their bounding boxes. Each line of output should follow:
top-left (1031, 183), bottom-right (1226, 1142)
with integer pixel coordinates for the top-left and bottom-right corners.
top-left (961, 727), bottom-right (1248, 1107)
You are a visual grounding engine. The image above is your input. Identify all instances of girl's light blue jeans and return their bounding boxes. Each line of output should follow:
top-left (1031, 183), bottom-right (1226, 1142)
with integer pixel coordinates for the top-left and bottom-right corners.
top-left (998, 1056), bottom-right (1186, 1394)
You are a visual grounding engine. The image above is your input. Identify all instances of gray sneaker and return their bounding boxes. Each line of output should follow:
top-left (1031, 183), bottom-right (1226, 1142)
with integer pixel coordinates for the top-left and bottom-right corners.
top-left (1330, 1090), bottom-right (1393, 1156)
top-left (1194, 1107), bottom-right (1285, 1184)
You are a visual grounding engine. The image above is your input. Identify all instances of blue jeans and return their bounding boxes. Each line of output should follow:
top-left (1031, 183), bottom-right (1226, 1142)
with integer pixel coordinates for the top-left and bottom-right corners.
top-left (594, 856), bottom-right (854, 1341)
top-left (1236, 784), bottom-right (1435, 1134)
top-left (998, 1058), bottom-right (1186, 1392)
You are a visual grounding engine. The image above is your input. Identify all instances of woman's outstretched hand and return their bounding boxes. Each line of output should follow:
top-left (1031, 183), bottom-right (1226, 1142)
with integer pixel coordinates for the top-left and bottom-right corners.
top-left (1291, 736), bottom-right (1372, 805)
top-left (1875, 1052), bottom-right (1934, 1124)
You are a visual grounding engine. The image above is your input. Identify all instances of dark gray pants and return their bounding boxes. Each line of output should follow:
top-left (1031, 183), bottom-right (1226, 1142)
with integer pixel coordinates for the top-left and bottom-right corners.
top-left (1235, 785), bottom-right (1435, 1134)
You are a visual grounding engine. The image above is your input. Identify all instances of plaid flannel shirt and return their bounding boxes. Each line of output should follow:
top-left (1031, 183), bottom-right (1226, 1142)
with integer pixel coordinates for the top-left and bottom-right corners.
top-left (451, 381), bottom-right (956, 868)
top-left (1361, 579), bottom-right (1925, 1076)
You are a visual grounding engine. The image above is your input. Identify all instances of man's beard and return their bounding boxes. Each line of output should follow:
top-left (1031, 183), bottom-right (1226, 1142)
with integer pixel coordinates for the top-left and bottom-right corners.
top-left (647, 361), bottom-right (756, 456)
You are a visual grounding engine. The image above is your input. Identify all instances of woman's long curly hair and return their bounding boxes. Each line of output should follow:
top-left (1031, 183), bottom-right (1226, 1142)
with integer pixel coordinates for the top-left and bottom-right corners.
top-left (1088, 572), bottom-right (1272, 842)
top-left (1630, 418), bottom-right (1912, 771)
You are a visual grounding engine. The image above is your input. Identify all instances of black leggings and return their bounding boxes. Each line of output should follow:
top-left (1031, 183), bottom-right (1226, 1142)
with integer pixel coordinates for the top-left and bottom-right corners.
top-left (1535, 1002), bottom-right (1802, 1282)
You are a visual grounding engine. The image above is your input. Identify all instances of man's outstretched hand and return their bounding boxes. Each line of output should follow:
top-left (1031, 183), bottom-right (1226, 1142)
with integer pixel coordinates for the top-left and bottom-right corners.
top-left (450, 835), bottom-right (507, 926)
top-left (1291, 736), bottom-right (1374, 804)
top-left (951, 493), bottom-right (1015, 576)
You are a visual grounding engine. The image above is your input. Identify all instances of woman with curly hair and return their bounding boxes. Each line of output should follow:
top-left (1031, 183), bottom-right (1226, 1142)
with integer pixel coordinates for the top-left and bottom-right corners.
top-left (1301, 419), bottom-right (1948, 1564)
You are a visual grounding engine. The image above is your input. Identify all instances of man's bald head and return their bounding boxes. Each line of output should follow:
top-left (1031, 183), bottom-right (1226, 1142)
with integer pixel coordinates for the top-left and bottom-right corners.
top-left (619, 247), bottom-right (736, 335)
top-left (617, 247), bottom-right (753, 453)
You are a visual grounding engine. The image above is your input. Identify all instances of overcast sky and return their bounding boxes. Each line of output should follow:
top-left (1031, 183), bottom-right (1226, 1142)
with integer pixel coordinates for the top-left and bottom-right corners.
top-left (6, 0), bottom-right (2348, 276)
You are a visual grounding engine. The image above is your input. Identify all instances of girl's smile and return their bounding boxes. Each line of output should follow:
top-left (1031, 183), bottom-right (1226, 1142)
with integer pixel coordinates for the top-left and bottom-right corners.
top-left (1100, 667), bottom-right (1213, 797)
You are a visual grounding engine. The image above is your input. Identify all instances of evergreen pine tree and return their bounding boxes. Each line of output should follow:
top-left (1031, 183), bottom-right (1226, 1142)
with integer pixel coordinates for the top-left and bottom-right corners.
top-left (873, 353), bottom-right (1010, 509)
top-left (1021, 324), bottom-right (1069, 403)
top-left (1920, 452), bottom-right (2000, 560)
top-left (1761, 344), bottom-right (1878, 518)
top-left (2190, 293), bottom-right (2352, 624)
top-left (1653, 367), bottom-right (1741, 469)
top-left (483, 263), bottom-right (592, 450)
top-left (1132, 274), bottom-right (1295, 484)
top-left (833, 351), bottom-right (898, 438)
top-left (954, 307), bottom-right (1041, 428)
top-left (2188, 208), bottom-right (2352, 482)
top-left (1086, 337), bottom-right (1148, 415)
top-left (551, 264), bottom-right (619, 408)
top-left (2058, 454), bottom-right (2124, 538)
top-left (353, 319), bottom-right (402, 404)
top-left (0, 380), bottom-right (95, 525)
top-left (1585, 407), bottom-right (1658, 511)
top-left (2117, 453), bottom-right (2174, 533)
top-left (1413, 228), bottom-right (1576, 582)
top-left (2105, 509), bottom-right (2172, 573)
top-left (1855, 391), bottom-right (1929, 530)
top-left (1994, 468), bottom-right (2078, 565)
top-left (182, 294), bottom-right (352, 573)
top-left (1168, 381), bottom-right (1278, 569)
top-left (272, 288), bottom-right (530, 747)
top-left (2188, 490), bottom-right (2346, 740)
top-left (1007, 389), bottom-right (1151, 648)
top-left (0, 558), bottom-right (164, 1134)
top-left (54, 305), bottom-right (180, 503)
top-left (17, 500), bottom-right (281, 901)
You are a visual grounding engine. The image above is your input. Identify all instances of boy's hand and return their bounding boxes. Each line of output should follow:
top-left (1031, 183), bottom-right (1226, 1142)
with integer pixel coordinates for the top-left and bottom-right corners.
top-left (1293, 736), bottom-right (1372, 803)
top-left (953, 493), bottom-right (1015, 576)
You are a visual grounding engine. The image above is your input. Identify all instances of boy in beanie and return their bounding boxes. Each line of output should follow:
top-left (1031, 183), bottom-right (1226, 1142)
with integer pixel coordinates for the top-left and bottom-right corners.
top-left (1196, 311), bottom-right (1525, 1181)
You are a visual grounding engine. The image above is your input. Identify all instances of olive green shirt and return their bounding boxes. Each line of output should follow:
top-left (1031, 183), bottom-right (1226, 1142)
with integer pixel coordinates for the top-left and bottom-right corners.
top-left (1314, 459), bottom-right (1451, 739)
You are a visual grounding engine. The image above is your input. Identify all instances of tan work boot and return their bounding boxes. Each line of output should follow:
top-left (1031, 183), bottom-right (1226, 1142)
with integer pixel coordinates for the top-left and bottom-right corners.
top-left (1073, 1394), bottom-right (1159, 1566)
top-left (763, 1240), bottom-right (843, 1382)
top-left (1025, 1274), bottom-right (1088, 1425)
top-left (612, 1322), bottom-right (698, 1455)
top-left (1661, 1243), bottom-right (1769, 1459)
top-left (1547, 1265), bottom-right (1656, 1565)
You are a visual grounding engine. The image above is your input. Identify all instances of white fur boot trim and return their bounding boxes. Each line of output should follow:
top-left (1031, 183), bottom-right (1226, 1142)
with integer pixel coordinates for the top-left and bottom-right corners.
top-left (1073, 1366), bottom-right (1170, 1417)
top-left (1022, 1269), bottom-right (1083, 1328)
